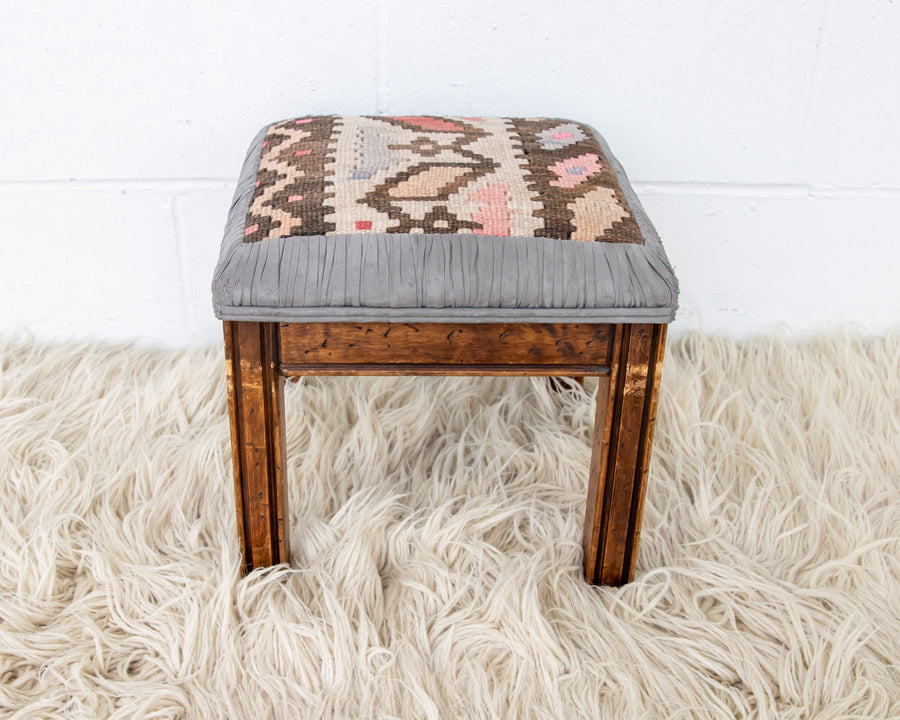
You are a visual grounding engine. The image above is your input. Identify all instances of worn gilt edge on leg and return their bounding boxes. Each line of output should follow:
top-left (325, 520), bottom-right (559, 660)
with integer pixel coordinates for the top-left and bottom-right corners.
top-left (264, 323), bottom-right (290, 567)
top-left (583, 324), bottom-right (666, 586)
top-left (602, 325), bottom-right (651, 584)
top-left (223, 322), bottom-right (250, 573)
top-left (224, 321), bottom-right (290, 573)
top-left (625, 324), bottom-right (666, 582)
top-left (583, 325), bottom-right (623, 583)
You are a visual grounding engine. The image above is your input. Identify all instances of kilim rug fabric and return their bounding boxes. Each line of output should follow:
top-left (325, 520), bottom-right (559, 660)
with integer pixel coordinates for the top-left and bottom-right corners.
top-left (212, 115), bottom-right (678, 325)
top-left (242, 116), bottom-right (644, 245)
top-left (1, 331), bottom-right (898, 718)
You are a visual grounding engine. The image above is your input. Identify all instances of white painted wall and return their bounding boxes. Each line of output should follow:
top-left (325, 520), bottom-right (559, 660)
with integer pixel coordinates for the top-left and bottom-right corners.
top-left (2, 1), bottom-right (898, 347)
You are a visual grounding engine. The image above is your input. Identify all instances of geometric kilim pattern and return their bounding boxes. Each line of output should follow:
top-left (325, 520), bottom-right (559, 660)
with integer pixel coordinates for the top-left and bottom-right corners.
top-left (243, 116), bottom-right (644, 244)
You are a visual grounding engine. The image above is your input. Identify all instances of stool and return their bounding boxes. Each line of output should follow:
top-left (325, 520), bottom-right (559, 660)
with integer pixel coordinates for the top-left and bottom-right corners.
top-left (212, 115), bottom-right (678, 586)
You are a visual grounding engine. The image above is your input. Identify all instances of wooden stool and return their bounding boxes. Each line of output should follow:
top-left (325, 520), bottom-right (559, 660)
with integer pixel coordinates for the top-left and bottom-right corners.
top-left (213, 116), bottom-right (678, 586)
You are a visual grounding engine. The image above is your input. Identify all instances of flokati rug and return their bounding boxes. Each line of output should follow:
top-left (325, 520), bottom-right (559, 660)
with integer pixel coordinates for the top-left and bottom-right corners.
top-left (0, 331), bottom-right (898, 719)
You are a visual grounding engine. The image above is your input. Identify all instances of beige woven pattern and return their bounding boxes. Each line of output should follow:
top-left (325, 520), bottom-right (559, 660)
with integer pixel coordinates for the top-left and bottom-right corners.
top-left (243, 115), bottom-right (644, 244)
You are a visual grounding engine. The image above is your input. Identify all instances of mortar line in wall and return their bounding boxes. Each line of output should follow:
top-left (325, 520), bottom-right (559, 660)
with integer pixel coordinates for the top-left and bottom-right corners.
top-left (0, 179), bottom-right (234, 191)
top-left (631, 182), bottom-right (900, 199)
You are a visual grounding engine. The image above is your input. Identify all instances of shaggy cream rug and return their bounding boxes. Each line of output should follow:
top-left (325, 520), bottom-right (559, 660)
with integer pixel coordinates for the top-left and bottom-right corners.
top-left (0, 331), bottom-right (898, 719)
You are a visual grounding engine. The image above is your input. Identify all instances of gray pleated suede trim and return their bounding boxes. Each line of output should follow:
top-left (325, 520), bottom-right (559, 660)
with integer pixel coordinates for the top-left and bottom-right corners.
top-left (211, 122), bottom-right (679, 324)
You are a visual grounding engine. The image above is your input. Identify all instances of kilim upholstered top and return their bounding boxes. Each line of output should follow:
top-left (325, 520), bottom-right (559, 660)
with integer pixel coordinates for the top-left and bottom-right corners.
top-left (212, 116), bottom-right (678, 323)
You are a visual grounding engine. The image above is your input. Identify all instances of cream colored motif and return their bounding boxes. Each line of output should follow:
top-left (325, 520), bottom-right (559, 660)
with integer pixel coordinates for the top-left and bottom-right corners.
top-left (243, 115), bottom-right (644, 244)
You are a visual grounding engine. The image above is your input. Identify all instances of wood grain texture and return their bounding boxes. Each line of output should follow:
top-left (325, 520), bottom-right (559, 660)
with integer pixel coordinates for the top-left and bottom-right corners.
top-left (281, 363), bottom-right (609, 377)
top-left (280, 322), bottom-right (612, 367)
top-left (625, 324), bottom-right (667, 582)
top-left (582, 323), bottom-right (667, 586)
top-left (222, 322), bottom-right (247, 569)
top-left (582, 329), bottom-right (621, 584)
top-left (223, 318), bottom-right (667, 587)
top-left (223, 321), bottom-right (290, 573)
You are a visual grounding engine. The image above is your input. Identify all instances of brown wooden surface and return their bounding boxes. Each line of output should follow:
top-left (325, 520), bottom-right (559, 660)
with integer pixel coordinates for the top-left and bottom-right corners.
top-left (223, 318), bottom-right (667, 587)
top-left (282, 363), bottom-right (609, 377)
top-left (624, 324), bottom-right (667, 582)
top-left (223, 322), bottom-right (246, 568)
top-left (224, 321), bottom-right (290, 572)
top-left (582, 323), bottom-right (667, 586)
top-left (582, 330), bottom-right (621, 584)
top-left (280, 322), bottom-right (612, 367)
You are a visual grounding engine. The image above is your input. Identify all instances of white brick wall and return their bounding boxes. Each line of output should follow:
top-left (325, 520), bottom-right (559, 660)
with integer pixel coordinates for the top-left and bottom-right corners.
top-left (2, 0), bottom-right (898, 346)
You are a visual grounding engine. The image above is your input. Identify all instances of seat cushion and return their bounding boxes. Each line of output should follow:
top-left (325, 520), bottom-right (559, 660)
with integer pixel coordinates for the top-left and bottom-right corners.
top-left (212, 116), bottom-right (678, 323)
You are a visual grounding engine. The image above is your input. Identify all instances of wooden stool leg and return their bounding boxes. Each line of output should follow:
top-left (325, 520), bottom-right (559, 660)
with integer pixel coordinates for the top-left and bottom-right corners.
top-left (224, 321), bottom-right (290, 573)
top-left (583, 323), bottom-right (666, 585)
